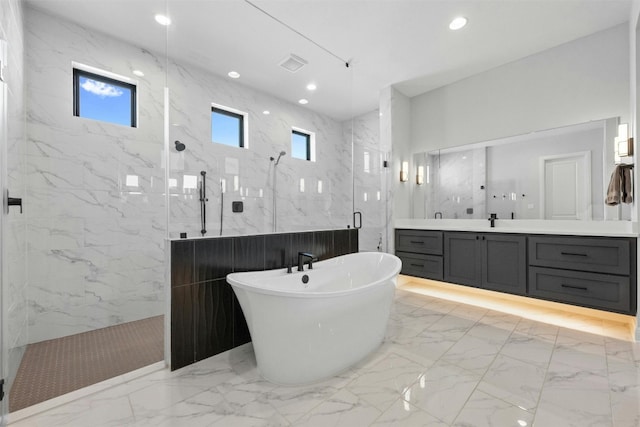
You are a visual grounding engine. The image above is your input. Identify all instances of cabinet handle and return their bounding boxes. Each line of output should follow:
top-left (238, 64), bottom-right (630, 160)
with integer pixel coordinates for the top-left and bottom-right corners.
top-left (561, 284), bottom-right (588, 291)
top-left (475, 236), bottom-right (479, 240)
top-left (482, 236), bottom-right (486, 240)
top-left (409, 241), bottom-right (425, 244)
top-left (560, 252), bottom-right (588, 257)
top-left (410, 263), bottom-right (425, 268)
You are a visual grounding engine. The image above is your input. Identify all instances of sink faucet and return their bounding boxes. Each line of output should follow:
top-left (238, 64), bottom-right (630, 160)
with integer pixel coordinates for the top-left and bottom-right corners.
top-left (488, 213), bottom-right (497, 228)
top-left (297, 252), bottom-right (317, 271)
top-left (434, 211), bottom-right (443, 219)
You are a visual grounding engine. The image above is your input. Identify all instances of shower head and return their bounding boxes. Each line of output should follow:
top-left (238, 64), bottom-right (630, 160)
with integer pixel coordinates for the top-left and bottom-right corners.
top-left (274, 151), bottom-right (286, 166)
top-left (175, 140), bottom-right (186, 152)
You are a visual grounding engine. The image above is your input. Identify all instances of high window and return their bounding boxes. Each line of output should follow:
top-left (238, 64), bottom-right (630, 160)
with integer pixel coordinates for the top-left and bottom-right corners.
top-left (73, 68), bottom-right (136, 127)
top-left (291, 127), bottom-right (315, 161)
top-left (211, 104), bottom-right (247, 148)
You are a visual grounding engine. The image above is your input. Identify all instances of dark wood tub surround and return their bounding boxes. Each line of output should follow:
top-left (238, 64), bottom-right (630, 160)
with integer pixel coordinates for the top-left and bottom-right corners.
top-left (170, 229), bottom-right (358, 370)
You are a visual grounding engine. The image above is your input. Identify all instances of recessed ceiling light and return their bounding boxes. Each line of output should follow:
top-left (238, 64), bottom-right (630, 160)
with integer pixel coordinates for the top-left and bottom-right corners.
top-left (306, 83), bottom-right (317, 91)
top-left (263, 110), bottom-right (270, 115)
top-left (228, 71), bottom-right (240, 79)
top-left (298, 99), bottom-right (309, 105)
top-left (132, 70), bottom-right (145, 77)
top-left (154, 14), bottom-right (171, 26)
top-left (449, 16), bottom-right (467, 30)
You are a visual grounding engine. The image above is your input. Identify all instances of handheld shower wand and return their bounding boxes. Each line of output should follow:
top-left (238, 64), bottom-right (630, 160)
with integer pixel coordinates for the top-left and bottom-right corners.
top-left (270, 151), bottom-right (287, 166)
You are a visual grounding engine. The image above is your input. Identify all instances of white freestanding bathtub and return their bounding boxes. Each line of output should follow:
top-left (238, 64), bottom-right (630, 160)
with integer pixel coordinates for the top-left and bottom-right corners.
top-left (226, 252), bottom-right (401, 385)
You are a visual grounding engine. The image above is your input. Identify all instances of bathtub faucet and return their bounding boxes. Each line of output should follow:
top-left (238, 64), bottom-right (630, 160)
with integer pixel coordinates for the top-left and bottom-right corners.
top-left (298, 252), bottom-right (317, 271)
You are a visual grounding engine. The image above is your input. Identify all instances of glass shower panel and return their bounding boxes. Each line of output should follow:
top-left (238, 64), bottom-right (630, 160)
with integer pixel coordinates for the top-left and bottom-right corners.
top-left (2, 1), bottom-right (169, 412)
top-left (353, 144), bottom-right (388, 251)
top-left (166, 1), bottom-right (354, 237)
top-left (1, 0), bottom-right (27, 419)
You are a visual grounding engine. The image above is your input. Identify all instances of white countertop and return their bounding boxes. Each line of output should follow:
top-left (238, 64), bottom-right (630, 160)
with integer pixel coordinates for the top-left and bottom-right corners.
top-left (395, 219), bottom-right (639, 237)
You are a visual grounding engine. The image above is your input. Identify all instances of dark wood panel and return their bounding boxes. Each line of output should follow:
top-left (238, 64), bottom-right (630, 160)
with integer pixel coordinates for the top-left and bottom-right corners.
top-left (314, 230), bottom-right (334, 261)
top-left (171, 285), bottom-right (195, 370)
top-left (264, 233), bottom-right (292, 270)
top-left (233, 235), bottom-right (265, 272)
top-left (290, 232), bottom-right (314, 266)
top-left (349, 229), bottom-right (359, 253)
top-left (232, 293), bottom-right (251, 347)
top-left (194, 238), bottom-right (233, 282)
top-left (334, 229), bottom-right (351, 257)
top-left (194, 279), bottom-right (234, 362)
top-left (171, 240), bottom-right (193, 287)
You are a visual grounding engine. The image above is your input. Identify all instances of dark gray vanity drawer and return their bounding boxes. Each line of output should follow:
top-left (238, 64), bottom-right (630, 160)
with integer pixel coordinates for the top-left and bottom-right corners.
top-left (529, 266), bottom-right (631, 313)
top-left (396, 229), bottom-right (443, 255)
top-left (528, 236), bottom-right (630, 275)
top-left (397, 251), bottom-right (443, 280)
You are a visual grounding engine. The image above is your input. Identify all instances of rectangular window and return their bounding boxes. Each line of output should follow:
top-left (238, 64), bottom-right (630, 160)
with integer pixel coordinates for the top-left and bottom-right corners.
top-left (211, 105), bottom-right (247, 148)
top-left (292, 129), bottom-right (312, 161)
top-left (73, 68), bottom-right (136, 127)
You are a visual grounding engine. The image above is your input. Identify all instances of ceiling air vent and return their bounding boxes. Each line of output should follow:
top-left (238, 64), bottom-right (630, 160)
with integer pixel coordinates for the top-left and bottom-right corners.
top-left (279, 54), bottom-right (308, 73)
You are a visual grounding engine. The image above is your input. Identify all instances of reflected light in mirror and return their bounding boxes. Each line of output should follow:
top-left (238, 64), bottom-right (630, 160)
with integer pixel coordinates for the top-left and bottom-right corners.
top-left (306, 83), bottom-right (317, 91)
top-left (183, 175), bottom-right (197, 189)
top-left (615, 123), bottom-right (633, 157)
top-left (400, 161), bottom-right (409, 182)
top-left (228, 71), bottom-right (240, 79)
top-left (154, 14), bottom-right (171, 26)
top-left (125, 175), bottom-right (139, 187)
top-left (298, 98), bottom-right (309, 105)
top-left (449, 16), bottom-right (467, 30)
top-left (416, 165), bottom-right (424, 185)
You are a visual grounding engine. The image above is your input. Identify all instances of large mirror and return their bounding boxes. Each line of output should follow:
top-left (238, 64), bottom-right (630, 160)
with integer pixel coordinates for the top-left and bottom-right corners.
top-left (412, 117), bottom-right (632, 221)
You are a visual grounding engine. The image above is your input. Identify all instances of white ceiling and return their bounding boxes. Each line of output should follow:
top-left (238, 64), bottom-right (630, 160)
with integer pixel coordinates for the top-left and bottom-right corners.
top-left (26, 0), bottom-right (632, 121)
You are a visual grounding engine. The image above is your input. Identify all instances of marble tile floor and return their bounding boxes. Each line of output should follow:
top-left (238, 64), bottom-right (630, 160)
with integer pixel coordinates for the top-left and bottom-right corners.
top-left (9, 286), bottom-right (640, 427)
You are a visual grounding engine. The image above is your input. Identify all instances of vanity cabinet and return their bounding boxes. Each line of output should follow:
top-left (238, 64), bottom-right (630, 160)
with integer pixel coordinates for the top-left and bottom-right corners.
top-left (396, 228), bottom-right (637, 315)
top-left (528, 235), bottom-right (636, 314)
top-left (444, 232), bottom-right (527, 296)
top-left (395, 229), bottom-right (443, 280)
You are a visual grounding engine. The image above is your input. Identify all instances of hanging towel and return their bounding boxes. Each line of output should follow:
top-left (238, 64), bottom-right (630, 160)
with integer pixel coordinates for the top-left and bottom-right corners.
top-left (606, 165), bottom-right (633, 205)
top-left (622, 165), bottom-right (633, 204)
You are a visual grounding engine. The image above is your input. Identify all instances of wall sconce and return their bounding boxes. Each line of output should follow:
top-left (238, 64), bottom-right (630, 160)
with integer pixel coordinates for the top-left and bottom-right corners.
top-left (400, 161), bottom-right (408, 182)
top-left (615, 123), bottom-right (634, 157)
top-left (416, 166), bottom-right (424, 185)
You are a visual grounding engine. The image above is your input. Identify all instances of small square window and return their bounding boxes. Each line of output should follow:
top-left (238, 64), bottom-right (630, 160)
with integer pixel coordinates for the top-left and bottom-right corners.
top-left (73, 68), bottom-right (136, 127)
top-left (292, 129), bottom-right (311, 161)
top-left (211, 105), bottom-right (247, 148)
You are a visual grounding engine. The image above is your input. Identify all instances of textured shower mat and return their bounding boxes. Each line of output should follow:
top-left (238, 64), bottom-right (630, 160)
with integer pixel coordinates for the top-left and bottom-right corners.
top-left (9, 315), bottom-right (164, 412)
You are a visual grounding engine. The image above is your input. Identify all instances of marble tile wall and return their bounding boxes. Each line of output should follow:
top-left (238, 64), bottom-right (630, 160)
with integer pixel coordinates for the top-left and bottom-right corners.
top-left (167, 60), bottom-right (354, 238)
top-left (1, 0), bottom-right (28, 391)
top-left (25, 7), bottom-right (167, 342)
top-left (429, 147), bottom-right (486, 219)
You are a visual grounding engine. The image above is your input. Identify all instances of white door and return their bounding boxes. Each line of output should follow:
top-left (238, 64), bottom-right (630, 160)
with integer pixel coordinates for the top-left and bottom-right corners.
top-left (541, 152), bottom-right (591, 220)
